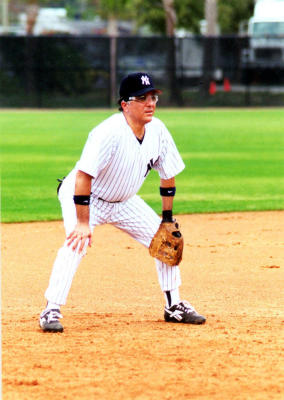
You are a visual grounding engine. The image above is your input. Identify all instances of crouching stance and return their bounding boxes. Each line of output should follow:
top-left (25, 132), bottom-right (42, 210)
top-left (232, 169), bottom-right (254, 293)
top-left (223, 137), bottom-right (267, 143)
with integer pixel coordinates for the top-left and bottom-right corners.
top-left (39, 72), bottom-right (206, 332)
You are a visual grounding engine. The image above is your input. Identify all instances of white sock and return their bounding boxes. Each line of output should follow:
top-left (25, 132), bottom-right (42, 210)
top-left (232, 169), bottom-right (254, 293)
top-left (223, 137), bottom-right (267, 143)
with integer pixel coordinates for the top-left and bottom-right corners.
top-left (46, 302), bottom-right (60, 310)
top-left (164, 288), bottom-right (180, 308)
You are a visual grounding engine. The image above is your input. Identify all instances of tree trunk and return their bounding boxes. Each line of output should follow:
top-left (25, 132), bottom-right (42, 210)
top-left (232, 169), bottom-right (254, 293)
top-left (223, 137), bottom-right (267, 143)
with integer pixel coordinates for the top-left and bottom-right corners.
top-left (162, 0), bottom-right (176, 36)
top-left (107, 16), bottom-right (118, 107)
top-left (107, 15), bottom-right (118, 36)
top-left (26, 4), bottom-right (38, 35)
top-left (201, 0), bottom-right (218, 97)
top-left (2, 0), bottom-right (9, 33)
top-left (205, 0), bottom-right (218, 36)
top-left (162, 0), bottom-right (182, 105)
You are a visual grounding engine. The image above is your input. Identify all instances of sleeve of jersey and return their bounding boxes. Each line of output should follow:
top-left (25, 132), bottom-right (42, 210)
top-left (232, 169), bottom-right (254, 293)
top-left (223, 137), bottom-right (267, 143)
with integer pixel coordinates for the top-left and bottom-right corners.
top-left (154, 124), bottom-right (185, 179)
top-left (76, 128), bottom-right (116, 178)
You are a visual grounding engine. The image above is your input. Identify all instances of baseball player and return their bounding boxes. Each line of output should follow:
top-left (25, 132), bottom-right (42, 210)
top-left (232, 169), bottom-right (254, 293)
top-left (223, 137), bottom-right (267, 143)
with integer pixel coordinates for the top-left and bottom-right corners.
top-left (39, 72), bottom-right (206, 332)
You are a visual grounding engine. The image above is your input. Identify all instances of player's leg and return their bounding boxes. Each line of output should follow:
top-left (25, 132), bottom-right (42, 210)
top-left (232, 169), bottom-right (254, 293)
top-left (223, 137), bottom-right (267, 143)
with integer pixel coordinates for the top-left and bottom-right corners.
top-left (39, 237), bottom-right (90, 332)
top-left (43, 174), bottom-right (84, 305)
top-left (112, 195), bottom-right (206, 324)
top-left (44, 240), bottom-right (89, 306)
top-left (40, 177), bottom-right (106, 332)
top-left (40, 175), bottom-right (86, 332)
top-left (112, 196), bottom-right (182, 300)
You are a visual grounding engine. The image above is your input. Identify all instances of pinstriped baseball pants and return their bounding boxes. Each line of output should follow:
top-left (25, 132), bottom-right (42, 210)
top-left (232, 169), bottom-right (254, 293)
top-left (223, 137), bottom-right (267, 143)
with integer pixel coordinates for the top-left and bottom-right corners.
top-left (45, 189), bottom-right (181, 305)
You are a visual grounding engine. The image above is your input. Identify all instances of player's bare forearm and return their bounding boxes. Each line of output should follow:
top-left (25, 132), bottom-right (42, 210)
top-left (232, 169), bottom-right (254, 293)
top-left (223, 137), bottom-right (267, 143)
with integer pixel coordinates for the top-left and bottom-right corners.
top-left (75, 171), bottom-right (92, 196)
top-left (67, 170), bottom-right (93, 252)
top-left (160, 177), bottom-right (175, 211)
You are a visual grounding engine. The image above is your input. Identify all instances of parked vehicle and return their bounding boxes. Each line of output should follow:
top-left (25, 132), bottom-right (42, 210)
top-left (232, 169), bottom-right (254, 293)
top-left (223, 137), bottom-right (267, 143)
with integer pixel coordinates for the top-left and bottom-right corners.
top-left (241, 0), bottom-right (284, 83)
top-left (19, 8), bottom-right (76, 35)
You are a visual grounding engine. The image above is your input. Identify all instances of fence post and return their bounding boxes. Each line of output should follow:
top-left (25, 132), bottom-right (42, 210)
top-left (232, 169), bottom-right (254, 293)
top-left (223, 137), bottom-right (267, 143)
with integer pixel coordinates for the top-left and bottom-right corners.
top-left (168, 37), bottom-right (183, 106)
top-left (110, 36), bottom-right (117, 108)
top-left (201, 37), bottom-right (216, 98)
top-left (24, 36), bottom-right (38, 107)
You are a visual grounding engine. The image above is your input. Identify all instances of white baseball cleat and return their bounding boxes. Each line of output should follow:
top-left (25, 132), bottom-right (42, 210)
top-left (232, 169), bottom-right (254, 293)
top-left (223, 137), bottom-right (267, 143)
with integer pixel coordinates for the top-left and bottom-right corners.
top-left (164, 301), bottom-right (206, 324)
top-left (39, 308), bottom-right (64, 332)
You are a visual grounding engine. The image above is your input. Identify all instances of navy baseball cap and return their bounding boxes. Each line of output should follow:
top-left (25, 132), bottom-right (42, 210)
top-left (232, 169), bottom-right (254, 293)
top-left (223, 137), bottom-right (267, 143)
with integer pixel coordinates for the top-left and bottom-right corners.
top-left (119, 72), bottom-right (162, 100)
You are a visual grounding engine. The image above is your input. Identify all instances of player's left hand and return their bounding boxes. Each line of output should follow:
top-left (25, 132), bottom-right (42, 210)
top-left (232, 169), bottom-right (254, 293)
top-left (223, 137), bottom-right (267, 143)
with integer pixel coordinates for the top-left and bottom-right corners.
top-left (67, 223), bottom-right (92, 253)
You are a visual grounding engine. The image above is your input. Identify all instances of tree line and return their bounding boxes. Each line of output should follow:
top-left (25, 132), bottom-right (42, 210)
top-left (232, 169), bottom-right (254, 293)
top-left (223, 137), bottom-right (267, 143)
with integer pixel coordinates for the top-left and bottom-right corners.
top-left (10, 0), bottom-right (255, 35)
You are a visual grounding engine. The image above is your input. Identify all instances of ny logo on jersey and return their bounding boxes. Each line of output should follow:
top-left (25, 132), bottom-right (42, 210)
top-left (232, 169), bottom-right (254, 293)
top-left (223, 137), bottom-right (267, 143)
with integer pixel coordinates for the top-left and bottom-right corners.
top-left (141, 75), bottom-right (150, 85)
top-left (144, 158), bottom-right (154, 177)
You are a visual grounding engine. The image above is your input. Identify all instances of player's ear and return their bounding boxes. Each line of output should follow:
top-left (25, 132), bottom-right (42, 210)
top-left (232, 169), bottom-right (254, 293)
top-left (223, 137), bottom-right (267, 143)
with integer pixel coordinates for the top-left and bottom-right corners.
top-left (121, 100), bottom-right (128, 112)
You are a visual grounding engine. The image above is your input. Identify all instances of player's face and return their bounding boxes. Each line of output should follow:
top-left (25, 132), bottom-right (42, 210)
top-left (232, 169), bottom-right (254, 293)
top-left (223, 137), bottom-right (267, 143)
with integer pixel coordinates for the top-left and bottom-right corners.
top-left (124, 91), bottom-right (158, 125)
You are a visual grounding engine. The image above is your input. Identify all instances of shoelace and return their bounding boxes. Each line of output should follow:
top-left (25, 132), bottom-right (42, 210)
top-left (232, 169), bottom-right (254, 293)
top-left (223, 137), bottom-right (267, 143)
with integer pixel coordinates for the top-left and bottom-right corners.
top-left (177, 301), bottom-right (196, 314)
top-left (44, 310), bottom-right (62, 323)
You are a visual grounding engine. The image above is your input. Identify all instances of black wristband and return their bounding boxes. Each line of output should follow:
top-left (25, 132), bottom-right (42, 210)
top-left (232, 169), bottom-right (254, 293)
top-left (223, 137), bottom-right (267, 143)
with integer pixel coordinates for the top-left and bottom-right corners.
top-left (162, 210), bottom-right (173, 222)
top-left (160, 187), bottom-right (176, 197)
top-left (73, 195), bottom-right (90, 205)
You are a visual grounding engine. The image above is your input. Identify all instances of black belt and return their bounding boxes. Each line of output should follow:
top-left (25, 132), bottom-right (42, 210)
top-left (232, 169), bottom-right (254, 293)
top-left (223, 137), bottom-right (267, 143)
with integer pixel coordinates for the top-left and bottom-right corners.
top-left (98, 197), bottom-right (122, 204)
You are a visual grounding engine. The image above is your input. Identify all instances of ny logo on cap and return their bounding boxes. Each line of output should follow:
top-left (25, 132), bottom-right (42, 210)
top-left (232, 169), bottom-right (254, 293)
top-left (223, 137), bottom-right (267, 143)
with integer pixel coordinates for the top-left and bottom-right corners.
top-left (141, 75), bottom-right (150, 85)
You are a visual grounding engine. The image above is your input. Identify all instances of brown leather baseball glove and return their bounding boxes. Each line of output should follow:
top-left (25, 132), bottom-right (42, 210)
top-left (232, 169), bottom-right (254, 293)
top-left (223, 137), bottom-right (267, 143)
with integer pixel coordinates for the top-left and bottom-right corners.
top-left (149, 220), bottom-right (183, 266)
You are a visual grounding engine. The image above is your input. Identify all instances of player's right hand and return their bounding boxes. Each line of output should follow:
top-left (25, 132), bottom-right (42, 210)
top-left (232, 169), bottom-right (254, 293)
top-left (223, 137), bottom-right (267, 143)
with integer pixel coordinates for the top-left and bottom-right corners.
top-left (67, 223), bottom-right (92, 253)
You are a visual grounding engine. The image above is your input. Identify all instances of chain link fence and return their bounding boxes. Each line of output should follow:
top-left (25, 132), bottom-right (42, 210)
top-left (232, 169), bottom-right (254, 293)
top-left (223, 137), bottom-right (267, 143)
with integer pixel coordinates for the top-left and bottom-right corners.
top-left (0, 35), bottom-right (284, 108)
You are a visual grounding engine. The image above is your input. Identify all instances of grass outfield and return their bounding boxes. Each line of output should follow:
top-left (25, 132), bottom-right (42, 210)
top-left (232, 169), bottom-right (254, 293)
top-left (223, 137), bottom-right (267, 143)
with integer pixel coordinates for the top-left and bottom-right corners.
top-left (1, 108), bottom-right (284, 223)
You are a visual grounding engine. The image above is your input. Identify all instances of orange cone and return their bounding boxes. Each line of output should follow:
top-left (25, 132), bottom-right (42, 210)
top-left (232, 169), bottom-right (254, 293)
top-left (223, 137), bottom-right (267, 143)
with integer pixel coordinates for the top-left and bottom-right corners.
top-left (209, 81), bottom-right (216, 95)
top-left (223, 78), bottom-right (231, 92)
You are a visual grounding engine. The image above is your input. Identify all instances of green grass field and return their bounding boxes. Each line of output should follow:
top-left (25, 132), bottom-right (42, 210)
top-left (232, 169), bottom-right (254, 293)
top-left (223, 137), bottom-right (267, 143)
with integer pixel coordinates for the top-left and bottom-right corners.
top-left (1, 108), bottom-right (284, 223)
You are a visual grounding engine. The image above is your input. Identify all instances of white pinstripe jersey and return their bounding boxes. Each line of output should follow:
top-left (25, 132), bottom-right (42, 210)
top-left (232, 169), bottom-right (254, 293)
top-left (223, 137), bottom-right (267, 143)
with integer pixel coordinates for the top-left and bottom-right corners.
top-left (75, 113), bottom-right (185, 202)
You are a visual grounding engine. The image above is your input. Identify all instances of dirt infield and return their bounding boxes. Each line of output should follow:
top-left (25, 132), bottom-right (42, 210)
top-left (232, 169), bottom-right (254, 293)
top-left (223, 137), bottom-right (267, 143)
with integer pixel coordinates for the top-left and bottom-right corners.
top-left (2, 211), bottom-right (284, 400)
